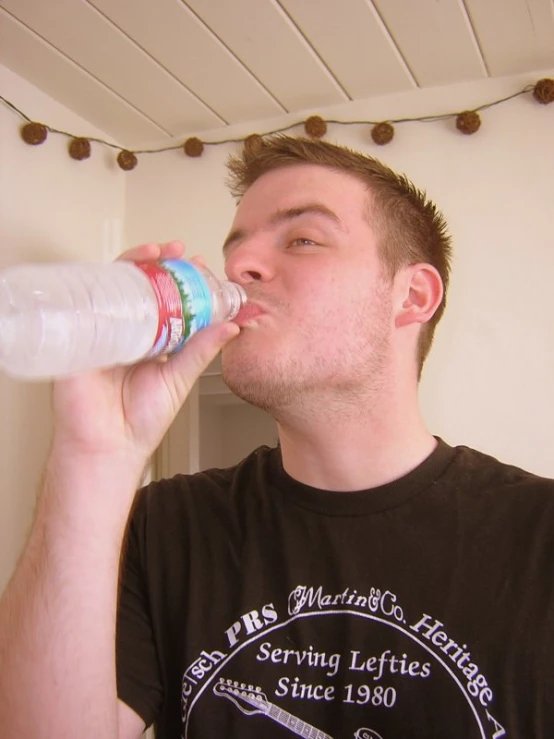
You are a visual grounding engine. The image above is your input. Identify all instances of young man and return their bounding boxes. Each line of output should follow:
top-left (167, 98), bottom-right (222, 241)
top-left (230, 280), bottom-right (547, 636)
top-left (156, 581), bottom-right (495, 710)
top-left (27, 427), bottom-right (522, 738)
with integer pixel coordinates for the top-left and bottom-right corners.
top-left (1, 137), bottom-right (552, 739)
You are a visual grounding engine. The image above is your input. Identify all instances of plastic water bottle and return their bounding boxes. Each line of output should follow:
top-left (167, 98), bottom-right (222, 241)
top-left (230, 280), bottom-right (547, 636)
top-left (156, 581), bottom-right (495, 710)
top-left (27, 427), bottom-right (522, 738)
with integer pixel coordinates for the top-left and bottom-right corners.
top-left (0, 259), bottom-right (246, 380)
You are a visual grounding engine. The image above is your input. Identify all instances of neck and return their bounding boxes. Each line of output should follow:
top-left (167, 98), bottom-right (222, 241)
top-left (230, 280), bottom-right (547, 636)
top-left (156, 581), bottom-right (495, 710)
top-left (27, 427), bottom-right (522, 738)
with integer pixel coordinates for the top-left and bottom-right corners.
top-left (275, 380), bottom-right (435, 492)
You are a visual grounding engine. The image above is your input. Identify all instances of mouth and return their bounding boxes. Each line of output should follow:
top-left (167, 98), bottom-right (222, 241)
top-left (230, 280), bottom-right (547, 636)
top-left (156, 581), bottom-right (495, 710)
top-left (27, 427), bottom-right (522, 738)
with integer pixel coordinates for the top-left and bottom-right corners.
top-left (232, 302), bottom-right (266, 328)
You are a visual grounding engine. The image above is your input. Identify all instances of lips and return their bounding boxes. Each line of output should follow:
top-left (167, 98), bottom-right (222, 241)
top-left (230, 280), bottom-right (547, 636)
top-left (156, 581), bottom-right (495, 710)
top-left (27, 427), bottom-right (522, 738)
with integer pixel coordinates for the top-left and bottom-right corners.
top-left (232, 302), bottom-right (266, 327)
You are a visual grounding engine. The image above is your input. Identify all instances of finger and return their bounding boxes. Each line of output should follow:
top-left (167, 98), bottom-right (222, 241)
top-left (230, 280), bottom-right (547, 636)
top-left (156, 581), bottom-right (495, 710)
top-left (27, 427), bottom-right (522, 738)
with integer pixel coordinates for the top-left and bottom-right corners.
top-left (189, 254), bottom-right (208, 269)
top-left (117, 243), bottom-right (161, 262)
top-left (116, 241), bottom-right (185, 263)
top-left (161, 321), bottom-right (240, 402)
top-left (158, 241), bottom-right (185, 260)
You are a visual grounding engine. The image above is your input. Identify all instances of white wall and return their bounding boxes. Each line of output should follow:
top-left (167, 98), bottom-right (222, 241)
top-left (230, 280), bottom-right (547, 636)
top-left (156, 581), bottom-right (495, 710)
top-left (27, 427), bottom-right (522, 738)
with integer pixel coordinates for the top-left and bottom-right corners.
top-left (199, 399), bottom-right (277, 471)
top-left (126, 69), bottom-right (554, 478)
top-left (219, 404), bottom-right (278, 469)
top-left (199, 400), bottom-right (224, 471)
top-left (0, 65), bottom-right (126, 591)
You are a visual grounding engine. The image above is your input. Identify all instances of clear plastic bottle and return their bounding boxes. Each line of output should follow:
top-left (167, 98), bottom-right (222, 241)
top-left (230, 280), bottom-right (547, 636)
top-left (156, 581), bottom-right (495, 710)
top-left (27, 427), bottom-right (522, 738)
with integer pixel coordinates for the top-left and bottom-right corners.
top-left (0, 259), bottom-right (246, 380)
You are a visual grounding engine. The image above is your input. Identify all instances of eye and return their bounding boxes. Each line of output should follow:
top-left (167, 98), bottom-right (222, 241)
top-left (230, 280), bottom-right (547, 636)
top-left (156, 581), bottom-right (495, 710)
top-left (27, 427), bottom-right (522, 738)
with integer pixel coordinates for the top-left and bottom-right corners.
top-left (290, 237), bottom-right (317, 247)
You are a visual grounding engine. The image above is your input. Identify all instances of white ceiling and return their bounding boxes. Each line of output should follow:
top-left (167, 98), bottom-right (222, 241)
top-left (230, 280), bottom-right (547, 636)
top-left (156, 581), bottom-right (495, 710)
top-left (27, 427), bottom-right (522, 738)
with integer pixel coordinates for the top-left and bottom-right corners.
top-left (1, 0), bottom-right (554, 147)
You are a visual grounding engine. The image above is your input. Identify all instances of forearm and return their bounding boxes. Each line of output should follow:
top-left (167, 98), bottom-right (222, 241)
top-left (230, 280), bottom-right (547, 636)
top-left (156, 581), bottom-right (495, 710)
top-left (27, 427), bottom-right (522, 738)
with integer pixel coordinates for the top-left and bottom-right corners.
top-left (0, 448), bottom-right (144, 739)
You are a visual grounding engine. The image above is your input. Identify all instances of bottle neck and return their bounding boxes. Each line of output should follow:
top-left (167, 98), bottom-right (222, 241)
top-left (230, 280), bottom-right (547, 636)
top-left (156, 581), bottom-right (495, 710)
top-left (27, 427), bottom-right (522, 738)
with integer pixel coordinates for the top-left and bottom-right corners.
top-left (223, 281), bottom-right (247, 320)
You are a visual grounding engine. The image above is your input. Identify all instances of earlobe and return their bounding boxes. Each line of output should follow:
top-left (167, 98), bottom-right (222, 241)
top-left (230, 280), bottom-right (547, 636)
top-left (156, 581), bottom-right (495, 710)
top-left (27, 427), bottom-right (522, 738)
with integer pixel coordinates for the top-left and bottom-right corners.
top-left (395, 264), bottom-right (444, 329)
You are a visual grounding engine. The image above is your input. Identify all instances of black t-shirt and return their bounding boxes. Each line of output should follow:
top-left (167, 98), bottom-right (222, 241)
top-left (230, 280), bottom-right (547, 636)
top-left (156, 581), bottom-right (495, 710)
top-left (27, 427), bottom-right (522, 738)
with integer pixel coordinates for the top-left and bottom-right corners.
top-left (116, 439), bottom-right (554, 738)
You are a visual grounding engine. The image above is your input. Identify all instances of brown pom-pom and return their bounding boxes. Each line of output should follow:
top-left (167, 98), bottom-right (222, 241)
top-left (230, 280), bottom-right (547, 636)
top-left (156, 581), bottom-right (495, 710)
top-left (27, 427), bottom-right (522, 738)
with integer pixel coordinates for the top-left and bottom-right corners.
top-left (304, 116), bottom-right (327, 138)
top-left (117, 150), bottom-right (138, 171)
top-left (533, 78), bottom-right (554, 105)
top-left (21, 122), bottom-right (48, 145)
top-left (371, 122), bottom-right (394, 145)
top-left (69, 137), bottom-right (91, 161)
top-left (184, 137), bottom-right (204, 157)
top-left (456, 111), bottom-right (481, 135)
top-left (243, 134), bottom-right (263, 155)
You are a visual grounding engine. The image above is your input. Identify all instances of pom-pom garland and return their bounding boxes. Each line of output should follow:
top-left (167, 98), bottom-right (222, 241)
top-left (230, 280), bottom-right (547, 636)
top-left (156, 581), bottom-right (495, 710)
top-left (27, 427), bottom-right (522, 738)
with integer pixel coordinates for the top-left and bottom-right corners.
top-left (7, 78), bottom-right (551, 168)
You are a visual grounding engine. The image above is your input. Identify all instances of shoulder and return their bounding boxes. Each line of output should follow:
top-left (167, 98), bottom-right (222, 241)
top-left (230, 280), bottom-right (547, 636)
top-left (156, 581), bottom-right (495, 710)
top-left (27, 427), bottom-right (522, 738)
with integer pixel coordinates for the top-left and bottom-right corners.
top-left (130, 445), bottom-right (277, 526)
top-left (452, 444), bottom-right (554, 489)
top-left (447, 444), bottom-right (554, 516)
top-left (124, 446), bottom-right (278, 569)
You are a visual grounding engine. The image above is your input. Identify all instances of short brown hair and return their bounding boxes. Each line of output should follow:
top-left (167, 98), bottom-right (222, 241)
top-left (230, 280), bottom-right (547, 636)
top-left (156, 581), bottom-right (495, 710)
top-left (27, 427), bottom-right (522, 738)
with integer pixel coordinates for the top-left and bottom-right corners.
top-left (227, 135), bottom-right (452, 376)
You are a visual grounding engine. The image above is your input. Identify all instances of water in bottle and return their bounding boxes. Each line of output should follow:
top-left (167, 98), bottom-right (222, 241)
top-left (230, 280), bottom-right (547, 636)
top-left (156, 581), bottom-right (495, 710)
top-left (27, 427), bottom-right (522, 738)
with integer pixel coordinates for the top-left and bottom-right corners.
top-left (0, 259), bottom-right (246, 380)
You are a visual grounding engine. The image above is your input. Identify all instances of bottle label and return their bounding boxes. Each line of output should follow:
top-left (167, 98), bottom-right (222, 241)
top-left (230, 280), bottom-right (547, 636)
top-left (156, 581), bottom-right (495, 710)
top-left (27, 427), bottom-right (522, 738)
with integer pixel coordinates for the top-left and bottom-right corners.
top-left (135, 260), bottom-right (212, 357)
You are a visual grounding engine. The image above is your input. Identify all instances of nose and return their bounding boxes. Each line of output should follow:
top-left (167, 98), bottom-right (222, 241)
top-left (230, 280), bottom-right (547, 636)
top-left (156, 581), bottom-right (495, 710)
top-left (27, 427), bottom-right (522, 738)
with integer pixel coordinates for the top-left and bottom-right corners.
top-left (224, 240), bottom-right (275, 285)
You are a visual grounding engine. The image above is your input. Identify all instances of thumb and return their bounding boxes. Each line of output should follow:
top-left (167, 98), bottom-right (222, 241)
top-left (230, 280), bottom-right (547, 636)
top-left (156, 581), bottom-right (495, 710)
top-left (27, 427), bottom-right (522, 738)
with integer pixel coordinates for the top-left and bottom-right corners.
top-left (160, 321), bottom-right (240, 403)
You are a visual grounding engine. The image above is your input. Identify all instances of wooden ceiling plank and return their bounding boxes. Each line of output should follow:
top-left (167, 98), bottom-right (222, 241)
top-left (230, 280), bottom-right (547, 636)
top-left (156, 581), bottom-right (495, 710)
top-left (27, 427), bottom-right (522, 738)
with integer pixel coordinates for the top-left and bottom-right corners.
top-left (372, 0), bottom-right (487, 86)
top-left (0, 9), bottom-right (168, 146)
top-left (87, 0), bottom-right (285, 123)
top-left (183, 0), bottom-right (348, 112)
top-left (0, 0), bottom-right (224, 134)
top-left (463, 0), bottom-right (554, 76)
top-left (278, 0), bottom-right (415, 98)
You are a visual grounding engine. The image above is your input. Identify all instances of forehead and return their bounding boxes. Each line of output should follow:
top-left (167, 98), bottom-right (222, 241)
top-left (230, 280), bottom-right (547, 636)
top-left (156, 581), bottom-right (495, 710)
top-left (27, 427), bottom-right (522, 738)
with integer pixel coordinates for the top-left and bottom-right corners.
top-left (233, 164), bottom-right (370, 226)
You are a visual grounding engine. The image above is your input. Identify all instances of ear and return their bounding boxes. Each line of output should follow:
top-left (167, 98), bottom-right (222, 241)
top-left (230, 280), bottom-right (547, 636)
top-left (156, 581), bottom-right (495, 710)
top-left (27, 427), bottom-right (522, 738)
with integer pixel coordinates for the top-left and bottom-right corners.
top-left (393, 263), bottom-right (444, 329)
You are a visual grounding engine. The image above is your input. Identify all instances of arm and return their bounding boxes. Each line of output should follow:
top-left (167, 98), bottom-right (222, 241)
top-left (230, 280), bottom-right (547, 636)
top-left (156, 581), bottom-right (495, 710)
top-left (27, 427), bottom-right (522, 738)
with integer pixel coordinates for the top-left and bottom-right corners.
top-left (0, 242), bottom-right (240, 739)
top-left (118, 700), bottom-right (146, 739)
top-left (0, 448), bottom-right (144, 738)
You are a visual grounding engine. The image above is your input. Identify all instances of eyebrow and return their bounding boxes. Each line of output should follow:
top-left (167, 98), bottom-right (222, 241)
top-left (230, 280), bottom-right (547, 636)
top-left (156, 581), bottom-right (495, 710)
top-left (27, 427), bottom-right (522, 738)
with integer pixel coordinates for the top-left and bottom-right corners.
top-left (222, 203), bottom-right (343, 255)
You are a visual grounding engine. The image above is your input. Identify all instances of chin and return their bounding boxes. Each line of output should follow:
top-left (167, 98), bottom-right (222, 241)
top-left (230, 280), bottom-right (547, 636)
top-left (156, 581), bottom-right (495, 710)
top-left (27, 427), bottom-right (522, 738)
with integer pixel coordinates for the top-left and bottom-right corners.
top-left (222, 332), bottom-right (276, 372)
top-left (221, 354), bottom-right (299, 413)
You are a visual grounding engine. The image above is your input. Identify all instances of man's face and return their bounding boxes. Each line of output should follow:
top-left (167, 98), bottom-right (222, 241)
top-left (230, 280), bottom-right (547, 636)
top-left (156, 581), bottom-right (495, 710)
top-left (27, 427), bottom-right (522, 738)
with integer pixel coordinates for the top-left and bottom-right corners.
top-left (221, 164), bottom-right (395, 413)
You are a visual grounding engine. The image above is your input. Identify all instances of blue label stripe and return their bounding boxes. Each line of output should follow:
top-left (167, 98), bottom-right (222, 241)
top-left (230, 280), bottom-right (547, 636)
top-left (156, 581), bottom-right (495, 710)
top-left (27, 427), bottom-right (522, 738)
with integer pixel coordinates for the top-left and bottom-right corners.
top-left (161, 260), bottom-right (213, 352)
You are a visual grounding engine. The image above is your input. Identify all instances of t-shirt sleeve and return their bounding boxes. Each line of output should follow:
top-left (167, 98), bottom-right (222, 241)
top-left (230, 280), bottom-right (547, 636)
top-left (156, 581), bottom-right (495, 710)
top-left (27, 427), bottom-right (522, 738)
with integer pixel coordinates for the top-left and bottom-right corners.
top-left (116, 489), bottom-right (163, 729)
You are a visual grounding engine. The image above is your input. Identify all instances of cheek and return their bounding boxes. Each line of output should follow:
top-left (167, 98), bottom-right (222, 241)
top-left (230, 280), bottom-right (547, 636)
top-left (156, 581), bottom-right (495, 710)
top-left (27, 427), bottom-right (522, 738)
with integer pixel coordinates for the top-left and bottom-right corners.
top-left (292, 289), bottom-right (350, 342)
top-left (283, 263), bottom-right (381, 335)
top-left (288, 267), bottom-right (347, 306)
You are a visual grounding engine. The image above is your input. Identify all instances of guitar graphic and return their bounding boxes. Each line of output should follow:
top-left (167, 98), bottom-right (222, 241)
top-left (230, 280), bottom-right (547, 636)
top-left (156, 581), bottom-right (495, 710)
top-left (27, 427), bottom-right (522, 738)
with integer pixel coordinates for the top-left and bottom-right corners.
top-left (214, 678), bottom-right (334, 738)
top-left (214, 678), bottom-right (385, 739)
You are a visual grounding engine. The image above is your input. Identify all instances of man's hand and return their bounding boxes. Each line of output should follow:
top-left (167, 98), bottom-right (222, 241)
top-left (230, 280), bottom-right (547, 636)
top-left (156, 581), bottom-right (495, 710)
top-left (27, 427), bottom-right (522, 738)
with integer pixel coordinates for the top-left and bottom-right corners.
top-left (50, 240), bottom-right (240, 464)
